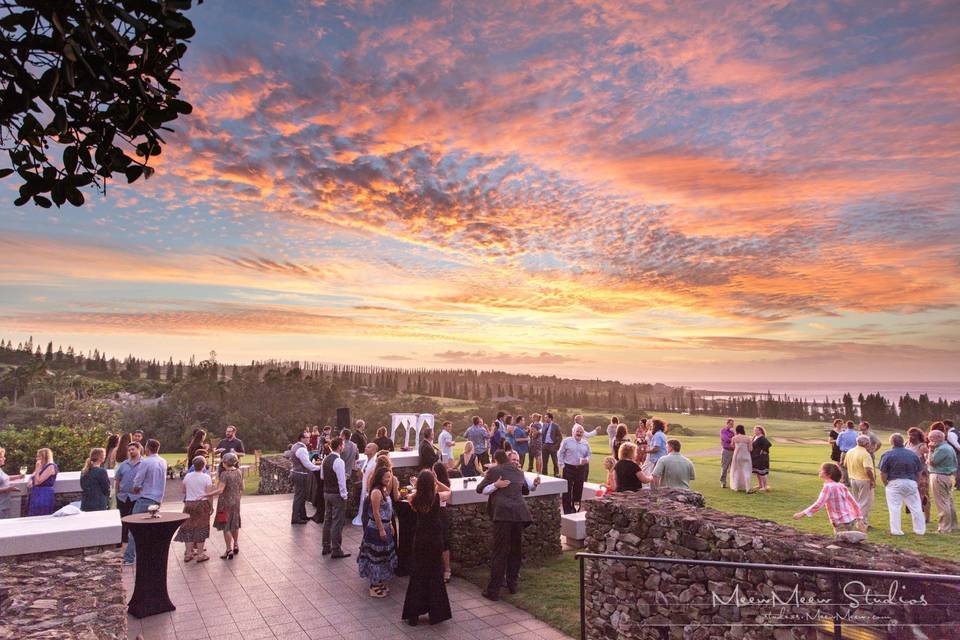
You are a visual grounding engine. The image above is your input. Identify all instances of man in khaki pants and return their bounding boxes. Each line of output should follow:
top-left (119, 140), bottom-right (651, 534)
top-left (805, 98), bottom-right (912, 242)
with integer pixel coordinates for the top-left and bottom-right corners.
top-left (842, 435), bottom-right (875, 528)
top-left (927, 431), bottom-right (958, 533)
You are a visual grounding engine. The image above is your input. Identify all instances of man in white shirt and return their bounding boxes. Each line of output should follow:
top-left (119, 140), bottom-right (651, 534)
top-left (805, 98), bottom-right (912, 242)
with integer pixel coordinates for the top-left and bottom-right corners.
top-left (352, 443), bottom-right (379, 526)
top-left (287, 430), bottom-right (321, 525)
top-left (573, 415), bottom-right (602, 439)
top-left (321, 437), bottom-right (350, 558)
top-left (438, 421), bottom-right (456, 464)
top-left (558, 426), bottom-right (591, 514)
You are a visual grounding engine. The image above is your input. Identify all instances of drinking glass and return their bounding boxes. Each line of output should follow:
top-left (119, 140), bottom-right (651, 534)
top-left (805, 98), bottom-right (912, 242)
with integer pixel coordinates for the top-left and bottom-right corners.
top-left (19, 466), bottom-right (27, 476)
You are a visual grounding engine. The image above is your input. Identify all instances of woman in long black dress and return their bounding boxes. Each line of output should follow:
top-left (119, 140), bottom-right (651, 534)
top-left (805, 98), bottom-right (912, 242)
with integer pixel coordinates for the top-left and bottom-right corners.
top-left (751, 425), bottom-right (773, 492)
top-left (431, 462), bottom-right (453, 583)
top-left (401, 469), bottom-right (452, 626)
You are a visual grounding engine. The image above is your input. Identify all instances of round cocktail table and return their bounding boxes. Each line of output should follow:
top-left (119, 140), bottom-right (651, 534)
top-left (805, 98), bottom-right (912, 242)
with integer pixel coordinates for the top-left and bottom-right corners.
top-left (123, 511), bottom-right (188, 618)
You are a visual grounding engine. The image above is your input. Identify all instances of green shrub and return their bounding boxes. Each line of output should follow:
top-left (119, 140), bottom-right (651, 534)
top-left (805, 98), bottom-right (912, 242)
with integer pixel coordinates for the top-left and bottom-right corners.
top-left (667, 423), bottom-right (696, 436)
top-left (0, 424), bottom-right (109, 472)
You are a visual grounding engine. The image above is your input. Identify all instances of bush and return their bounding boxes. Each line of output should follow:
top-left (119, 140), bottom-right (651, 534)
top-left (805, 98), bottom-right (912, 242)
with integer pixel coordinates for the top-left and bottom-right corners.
top-left (667, 423), bottom-right (696, 436)
top-left (0, 424), bottom-right (109, 472)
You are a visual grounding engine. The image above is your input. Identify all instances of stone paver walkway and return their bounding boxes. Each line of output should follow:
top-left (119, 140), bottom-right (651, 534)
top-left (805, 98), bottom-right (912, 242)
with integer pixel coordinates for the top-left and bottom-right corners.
top-left (124, 495), bottom-right (573, 640)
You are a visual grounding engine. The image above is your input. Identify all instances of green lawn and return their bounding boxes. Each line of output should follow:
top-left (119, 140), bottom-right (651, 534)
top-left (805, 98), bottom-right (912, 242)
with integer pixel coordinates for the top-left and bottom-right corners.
top-left (460, 552), bottom-right (581, 637)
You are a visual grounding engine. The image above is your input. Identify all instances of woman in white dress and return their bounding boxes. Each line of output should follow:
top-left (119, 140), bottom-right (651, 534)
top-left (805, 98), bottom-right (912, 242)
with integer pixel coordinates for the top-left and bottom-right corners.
top-left (729, 424), bottom-right (754, 492)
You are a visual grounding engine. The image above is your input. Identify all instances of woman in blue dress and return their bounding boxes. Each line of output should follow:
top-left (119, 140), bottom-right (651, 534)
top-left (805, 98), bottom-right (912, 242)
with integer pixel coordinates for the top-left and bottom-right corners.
top-left (357, 466), bottom-right (399, 598)
top-left (27, 448), bottom-right (59, 516)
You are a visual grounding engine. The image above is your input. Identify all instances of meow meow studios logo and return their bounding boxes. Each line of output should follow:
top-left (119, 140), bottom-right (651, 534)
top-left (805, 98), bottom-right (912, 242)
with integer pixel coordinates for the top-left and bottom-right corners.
top-left (708, 580), bottom-right (928, 625)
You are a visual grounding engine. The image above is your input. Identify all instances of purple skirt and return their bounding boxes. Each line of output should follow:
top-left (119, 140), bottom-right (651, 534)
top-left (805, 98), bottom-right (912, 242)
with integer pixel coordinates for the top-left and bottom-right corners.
top-left (28, 486), bottom-right (56, 516)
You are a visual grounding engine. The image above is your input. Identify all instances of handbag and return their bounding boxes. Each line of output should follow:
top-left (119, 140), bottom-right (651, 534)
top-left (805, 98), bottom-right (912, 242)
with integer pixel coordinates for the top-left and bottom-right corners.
top-left (214, 509), bottom-right (228, 525)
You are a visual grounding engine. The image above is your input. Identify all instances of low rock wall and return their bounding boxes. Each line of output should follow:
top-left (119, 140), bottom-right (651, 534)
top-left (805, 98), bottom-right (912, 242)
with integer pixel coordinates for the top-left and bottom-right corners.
top-left (449, 494), bottom-right (562, 570)
top-left (18, 491), bottom-right (82, 517)
top-left (0, 546), bottom-right (126, 640)
top-left (259, 455), bottom-right (419, 519)
top-left (258, 455), bottom-right (294, 495)
top-left (583, 490), bottom-right (960, 640)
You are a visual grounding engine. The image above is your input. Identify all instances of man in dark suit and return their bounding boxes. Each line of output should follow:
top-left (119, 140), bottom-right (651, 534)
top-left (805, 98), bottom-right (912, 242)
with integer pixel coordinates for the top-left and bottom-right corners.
top-left (476, 450), bottom-right (541, 600)
top-left (418, 426), bottom-right (439, 471)
top-left (540, 412), bottom-right (562, 477)
top-left (340, 429), bottom-right (358, 474)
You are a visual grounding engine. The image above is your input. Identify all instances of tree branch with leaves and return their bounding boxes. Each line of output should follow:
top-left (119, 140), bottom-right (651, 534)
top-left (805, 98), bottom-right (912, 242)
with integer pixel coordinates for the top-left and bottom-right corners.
top-left (0, 0), bottom-right (201, 207)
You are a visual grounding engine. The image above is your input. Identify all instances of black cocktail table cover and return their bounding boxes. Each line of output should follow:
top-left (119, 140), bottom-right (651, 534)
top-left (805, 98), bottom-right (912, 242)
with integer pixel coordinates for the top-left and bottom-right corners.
top-left (123, 512), bottom-right (188, 618)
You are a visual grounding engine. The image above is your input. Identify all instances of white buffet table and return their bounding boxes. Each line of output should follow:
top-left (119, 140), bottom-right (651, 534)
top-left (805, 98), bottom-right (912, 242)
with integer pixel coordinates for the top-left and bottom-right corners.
top-left (357, 449), bottom-right (420, 470)
top-left (0, 510), bottom-right (122, 556)
top-left (446, 472), bottom-right (567, 505)
top-left (9, 469), bottom-right (116, 494)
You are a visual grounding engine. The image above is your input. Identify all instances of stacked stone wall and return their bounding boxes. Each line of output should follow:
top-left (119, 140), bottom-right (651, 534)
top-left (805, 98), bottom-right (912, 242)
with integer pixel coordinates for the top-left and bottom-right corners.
top-left (18, 491), bottom-right (82, 517)
top-left (258, 455), bottom-right (294, 494)
top-left (258, 454), bottom-right (419, 520)
top-left (584, 489), bottom-right (960, 640)
top-left (0, 546), bottom-right (126, 639)
top-left (449, 494), bottom-right (561, 570)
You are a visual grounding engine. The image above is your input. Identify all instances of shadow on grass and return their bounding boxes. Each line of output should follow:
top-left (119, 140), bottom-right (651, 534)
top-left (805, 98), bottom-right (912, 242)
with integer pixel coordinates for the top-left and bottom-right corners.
top-left (458, 550), bottom-right (581, 638)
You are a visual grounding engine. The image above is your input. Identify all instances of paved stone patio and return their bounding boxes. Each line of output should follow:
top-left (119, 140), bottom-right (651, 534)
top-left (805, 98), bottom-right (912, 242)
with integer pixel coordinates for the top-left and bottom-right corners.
top-left (124, 495), bottom-right (574, 640)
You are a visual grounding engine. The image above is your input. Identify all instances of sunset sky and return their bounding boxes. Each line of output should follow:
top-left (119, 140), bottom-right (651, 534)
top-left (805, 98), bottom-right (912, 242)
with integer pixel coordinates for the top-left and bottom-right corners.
top-left (2, 0), bottom-right (959, 383)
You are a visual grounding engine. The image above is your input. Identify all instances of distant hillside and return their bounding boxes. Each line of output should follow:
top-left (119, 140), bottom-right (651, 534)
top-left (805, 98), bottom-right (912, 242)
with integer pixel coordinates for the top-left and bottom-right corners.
top-left (2, 336), bottom-right (957, 434)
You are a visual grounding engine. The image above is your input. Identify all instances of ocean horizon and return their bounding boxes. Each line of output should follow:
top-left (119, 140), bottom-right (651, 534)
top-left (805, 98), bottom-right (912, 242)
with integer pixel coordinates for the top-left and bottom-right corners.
top-left (678, 381), bottom-right (960, 403)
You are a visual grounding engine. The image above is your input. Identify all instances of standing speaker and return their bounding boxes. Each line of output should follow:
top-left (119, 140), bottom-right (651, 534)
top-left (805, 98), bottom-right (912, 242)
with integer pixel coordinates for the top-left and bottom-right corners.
top-left (336, 407), bottom-right (351, 431)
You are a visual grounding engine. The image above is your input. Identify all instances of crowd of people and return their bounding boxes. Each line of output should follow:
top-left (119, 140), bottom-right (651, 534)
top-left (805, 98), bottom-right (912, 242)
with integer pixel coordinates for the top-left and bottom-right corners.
top-left (797, 419), bottom-right (958, 539)
top-left (0, 426), bottom-right (249, 567)
top-left (718, 419), bottom-right (773, 492)
top-left (2, 408), bottom-right (957, 629)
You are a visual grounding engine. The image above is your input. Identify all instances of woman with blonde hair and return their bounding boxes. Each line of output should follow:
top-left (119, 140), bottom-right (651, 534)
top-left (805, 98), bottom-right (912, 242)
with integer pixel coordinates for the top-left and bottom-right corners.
top-left (612, 442), bottom-right (652, 492)
top-left (456, 440), bottom-right (481, 477)
top-left (80, 447), bottom-right (110, 511)
top-left (27, 448), bottom-right (58, 516)
top-left (207, 452), bottom-right (242, 559)
top-left (602, 456), bottom-right (616, 490)
top-left (176, 455), bottom-right (213, 562)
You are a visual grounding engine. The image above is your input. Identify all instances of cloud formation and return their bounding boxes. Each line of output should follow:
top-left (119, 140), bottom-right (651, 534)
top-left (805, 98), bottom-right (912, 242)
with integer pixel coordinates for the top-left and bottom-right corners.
top-left (1, 0), bottom-right (959, 380)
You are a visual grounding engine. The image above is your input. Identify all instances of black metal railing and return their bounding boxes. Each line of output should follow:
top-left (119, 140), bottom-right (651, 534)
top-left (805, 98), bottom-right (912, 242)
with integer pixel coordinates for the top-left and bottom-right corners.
top-left (576, 552), bottom-right (960, 640)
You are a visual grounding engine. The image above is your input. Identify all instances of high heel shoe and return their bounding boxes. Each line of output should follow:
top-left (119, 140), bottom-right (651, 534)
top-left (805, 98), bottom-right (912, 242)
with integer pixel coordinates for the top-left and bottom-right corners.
top-left (220, 551), bottom-right (234, 560)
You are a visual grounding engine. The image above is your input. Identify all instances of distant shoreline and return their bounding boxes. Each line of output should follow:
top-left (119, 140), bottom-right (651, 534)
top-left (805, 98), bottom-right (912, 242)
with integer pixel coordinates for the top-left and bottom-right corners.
top-left (681, 381), bottom-right (960, 403)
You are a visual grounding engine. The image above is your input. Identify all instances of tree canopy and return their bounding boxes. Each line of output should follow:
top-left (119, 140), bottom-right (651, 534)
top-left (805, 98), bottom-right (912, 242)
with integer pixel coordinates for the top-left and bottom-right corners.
top-left (0, 0), bottom-right (201, 207)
